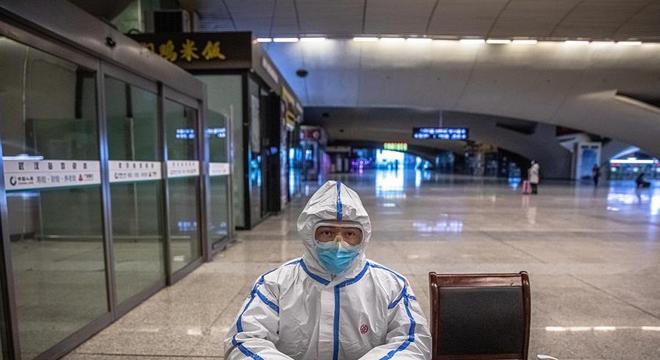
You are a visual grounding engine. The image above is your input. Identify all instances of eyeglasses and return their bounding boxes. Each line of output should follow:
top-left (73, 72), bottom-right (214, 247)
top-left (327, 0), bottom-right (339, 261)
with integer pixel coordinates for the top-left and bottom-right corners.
top-left (314, 226), bottom-right (363, 246)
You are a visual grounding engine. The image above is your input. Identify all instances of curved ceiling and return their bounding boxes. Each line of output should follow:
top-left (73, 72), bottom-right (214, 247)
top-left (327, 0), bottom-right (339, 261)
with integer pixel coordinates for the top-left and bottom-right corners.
top-left (263, 39), bottom-right (660, 156)
top-left (180, 1), bottom-right (660, 156)
top-left (184, 0), bottom-right (660, 41)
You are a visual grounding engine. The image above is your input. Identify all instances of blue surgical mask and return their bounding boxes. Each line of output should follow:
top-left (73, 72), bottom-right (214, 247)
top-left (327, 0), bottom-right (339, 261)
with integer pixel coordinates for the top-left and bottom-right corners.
top-left (316, 241), bottom-right (360, 275)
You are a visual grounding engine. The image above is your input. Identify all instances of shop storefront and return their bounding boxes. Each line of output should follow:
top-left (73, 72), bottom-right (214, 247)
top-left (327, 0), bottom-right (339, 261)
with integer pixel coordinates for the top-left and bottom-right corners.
top-left (131, 32), bottom-right (303, 229)
top-left (0, 1), bottom-right (231, 358)
top-left (281, 86), bottom-right (304, 203)
top-left (300, 126), bottom-right (329, 181)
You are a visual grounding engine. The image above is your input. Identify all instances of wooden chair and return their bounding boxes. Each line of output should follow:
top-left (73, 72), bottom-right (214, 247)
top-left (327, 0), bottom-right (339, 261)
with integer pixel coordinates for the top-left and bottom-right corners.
top-left (429, 272), bottom-right (531, 360)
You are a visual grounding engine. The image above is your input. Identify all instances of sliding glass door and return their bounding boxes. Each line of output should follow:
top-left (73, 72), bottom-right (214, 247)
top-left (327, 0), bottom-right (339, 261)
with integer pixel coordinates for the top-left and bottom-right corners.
top-left (0, 36), bottom-right (108, 359)
top-left (105, 76), bottom-right (166, 305)
top-left (164, 98), bottom-right (202, 274)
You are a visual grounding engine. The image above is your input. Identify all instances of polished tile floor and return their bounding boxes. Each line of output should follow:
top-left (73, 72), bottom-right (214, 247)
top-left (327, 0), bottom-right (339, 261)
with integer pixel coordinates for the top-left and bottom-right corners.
top-left (67, 170), bottom-right (660, 360)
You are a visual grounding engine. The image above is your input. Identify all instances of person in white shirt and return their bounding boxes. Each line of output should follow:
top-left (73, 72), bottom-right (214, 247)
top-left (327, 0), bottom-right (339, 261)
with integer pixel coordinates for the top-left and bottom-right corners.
top-left (528, 161), bottom-right (540, 195)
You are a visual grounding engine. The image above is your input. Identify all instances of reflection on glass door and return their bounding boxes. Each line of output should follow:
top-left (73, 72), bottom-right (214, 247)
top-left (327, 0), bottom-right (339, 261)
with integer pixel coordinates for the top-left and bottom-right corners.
top-left (0, 38), bottom-right (108, 358)
top-left (207, 110), bottom-right (230, 249)
top-left (248, 80), bottom-right (263, 227)
top-left (165, 99), bottom-right (201, 273)
top-left (105, 77), bottom-right (165, 304)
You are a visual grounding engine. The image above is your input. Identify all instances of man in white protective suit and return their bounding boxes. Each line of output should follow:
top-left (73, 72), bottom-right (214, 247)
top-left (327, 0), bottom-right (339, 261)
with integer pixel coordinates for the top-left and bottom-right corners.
top-left (224, 180), bottom-right (432, 360)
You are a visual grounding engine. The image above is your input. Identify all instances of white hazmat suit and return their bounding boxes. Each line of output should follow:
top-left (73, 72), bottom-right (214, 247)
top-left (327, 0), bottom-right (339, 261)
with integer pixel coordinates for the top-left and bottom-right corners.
top-left (225, 180), bottom-right (432, 359)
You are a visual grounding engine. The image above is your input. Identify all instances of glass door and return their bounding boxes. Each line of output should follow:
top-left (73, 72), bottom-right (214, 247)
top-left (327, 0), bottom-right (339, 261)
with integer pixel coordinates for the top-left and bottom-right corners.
top-left (207, 110), bottom-right (231, 251)
top-left (247, 78), bottom-right (263, 227)
top-left (0, 37), bottom-right (108, 359)
top-left (104, 75), bottom-right (165, 305)
top-left (164, 97), bottom-right (202, 274)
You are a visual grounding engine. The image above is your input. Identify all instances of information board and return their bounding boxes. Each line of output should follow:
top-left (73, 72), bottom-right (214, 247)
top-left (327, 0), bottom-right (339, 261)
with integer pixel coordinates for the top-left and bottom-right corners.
top-left (412, 127), bottom-right (469, 140)
top-left (4, 160), bottom-right (101, 191)
top-left (209, 162), bottom-right (231, 176)
top-left (167, 161), bottom-right (200, 178)
top-left (109, 161), bottom-right (162, 183)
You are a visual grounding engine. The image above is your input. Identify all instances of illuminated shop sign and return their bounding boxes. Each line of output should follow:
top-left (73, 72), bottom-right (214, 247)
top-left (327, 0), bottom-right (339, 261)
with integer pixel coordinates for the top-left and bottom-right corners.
top-left (383, 142), bottom-right (408, 152)
top-left (138, 38), bottom-right (226, 63)
top-left (130, 32), bottom-right (252, 70)
top-left (412, 127), bottom-right (469, 140)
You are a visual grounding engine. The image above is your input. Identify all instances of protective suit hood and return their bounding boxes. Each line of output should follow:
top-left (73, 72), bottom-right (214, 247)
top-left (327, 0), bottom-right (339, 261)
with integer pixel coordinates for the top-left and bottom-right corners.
top-left (297, 181), bottom-right (372, 279)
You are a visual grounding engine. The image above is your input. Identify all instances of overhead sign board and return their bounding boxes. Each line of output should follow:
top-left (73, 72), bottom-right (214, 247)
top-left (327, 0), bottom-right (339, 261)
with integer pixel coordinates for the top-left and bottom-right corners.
top-left (413, 127), bottom-right (469, 140)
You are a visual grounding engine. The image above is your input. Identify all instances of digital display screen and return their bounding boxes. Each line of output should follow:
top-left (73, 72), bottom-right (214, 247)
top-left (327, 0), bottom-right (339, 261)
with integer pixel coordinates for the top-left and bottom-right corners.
top-left (412, 127), bottom-right (469, 140)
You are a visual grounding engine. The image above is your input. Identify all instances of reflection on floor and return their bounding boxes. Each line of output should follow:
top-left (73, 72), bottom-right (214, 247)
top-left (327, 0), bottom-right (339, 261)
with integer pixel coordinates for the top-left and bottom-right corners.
top-left (67, 170), bottom-right (660, 360)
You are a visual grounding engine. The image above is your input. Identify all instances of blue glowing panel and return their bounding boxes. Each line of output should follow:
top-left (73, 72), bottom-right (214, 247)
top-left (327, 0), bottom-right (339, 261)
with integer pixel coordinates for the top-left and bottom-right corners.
top-left (176, 128), bottom-right (196, 139)
top-left (412, 127), bottom-right (469, 140)
top-left (206, 127), bottom-right (226, 138)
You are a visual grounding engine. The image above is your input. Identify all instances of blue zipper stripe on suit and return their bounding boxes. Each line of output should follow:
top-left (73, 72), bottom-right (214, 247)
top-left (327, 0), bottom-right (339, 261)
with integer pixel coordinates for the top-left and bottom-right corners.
top-left (331, 262), bottom-right (371, 360)
top-left (336, 181), bottom-right (343, 221)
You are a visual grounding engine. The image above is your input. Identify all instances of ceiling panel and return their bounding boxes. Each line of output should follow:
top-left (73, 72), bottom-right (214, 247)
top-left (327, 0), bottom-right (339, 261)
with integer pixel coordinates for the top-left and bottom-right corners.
top-left (189, 0), bottom-right (660, 39)
top-left (364, 0), bottom-right (437, 35)
top-left (225, 0), bottom-right (274, 34)
top-left (488, 0), bottom-right (581, 38)
top-left (270, 0), bottom-right (299, 36)
top-left (614, 2), bottom-right (660, 38)
top-left (551, 0), bottom-right (649, 39)
top-left (299, 40), bottom-right (363, 105)
top-left (296, 0), bottom-right (364, 35)
top-left (356, 40), bottom-right (477, 107)
top-left (456, 44), bottom-right (590, 121)
top-left (427, 0), bottom-right (509, 36)
top-left (182, 0), bottom-right (235, 31)
top-left (198, 18), bottom-right (235, 32)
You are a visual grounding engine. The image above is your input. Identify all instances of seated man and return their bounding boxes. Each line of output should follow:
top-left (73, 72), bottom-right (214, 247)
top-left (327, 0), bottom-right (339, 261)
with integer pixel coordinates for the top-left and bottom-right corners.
top-left (225, 180), bottom-right (431, 359)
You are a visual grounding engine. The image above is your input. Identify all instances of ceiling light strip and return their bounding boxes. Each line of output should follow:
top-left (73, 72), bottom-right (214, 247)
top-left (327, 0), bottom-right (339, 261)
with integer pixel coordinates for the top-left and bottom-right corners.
top-left (273, 37), bottom-right (299, 43)
top-left (300, 37), bottom-right (327, 42)
top-left (564, 40), bottom-right (590, 45)
top-left (512, 39), bottom-right (538, 45)
top-left (353, 37), bottom-right (379, 42)
top-left (486, 39), bottom-right (511, 44)
top-left (258, 35), bottom-right (653, 45)
top-left (459, 38), bottom-right (485, 44)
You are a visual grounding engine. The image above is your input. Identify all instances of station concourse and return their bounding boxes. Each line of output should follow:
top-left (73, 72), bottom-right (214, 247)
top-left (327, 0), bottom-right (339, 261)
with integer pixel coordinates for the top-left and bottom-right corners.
top-left (0, 1), bottom-right (659, 359)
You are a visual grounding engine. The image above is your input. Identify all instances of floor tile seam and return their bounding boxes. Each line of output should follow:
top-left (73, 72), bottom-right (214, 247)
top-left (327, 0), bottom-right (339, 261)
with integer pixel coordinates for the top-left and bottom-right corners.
top-left (207, 286), bottom-right (249, 327)
top-left (479, 231), bottom-right (549, 264)
top-left (585, 214), bottom-right (659, 228)
top-left (183, 282), bottom-right (252, 358)
top-left (568, 274), bottom-right (660, 322)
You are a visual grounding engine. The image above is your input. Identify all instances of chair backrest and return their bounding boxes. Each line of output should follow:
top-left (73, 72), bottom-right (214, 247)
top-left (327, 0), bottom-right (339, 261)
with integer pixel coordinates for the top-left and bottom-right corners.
top-left (429, 272), bottom-right (530, 360)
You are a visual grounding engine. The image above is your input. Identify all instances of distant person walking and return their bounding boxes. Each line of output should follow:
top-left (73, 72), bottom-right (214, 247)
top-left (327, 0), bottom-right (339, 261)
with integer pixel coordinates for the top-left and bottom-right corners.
top-left (592, 164), bottom-right (600, 187)
top-left (636, 172), bottom-right (651, 189)
top-left (528, 160), bottom-right (540, 194)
